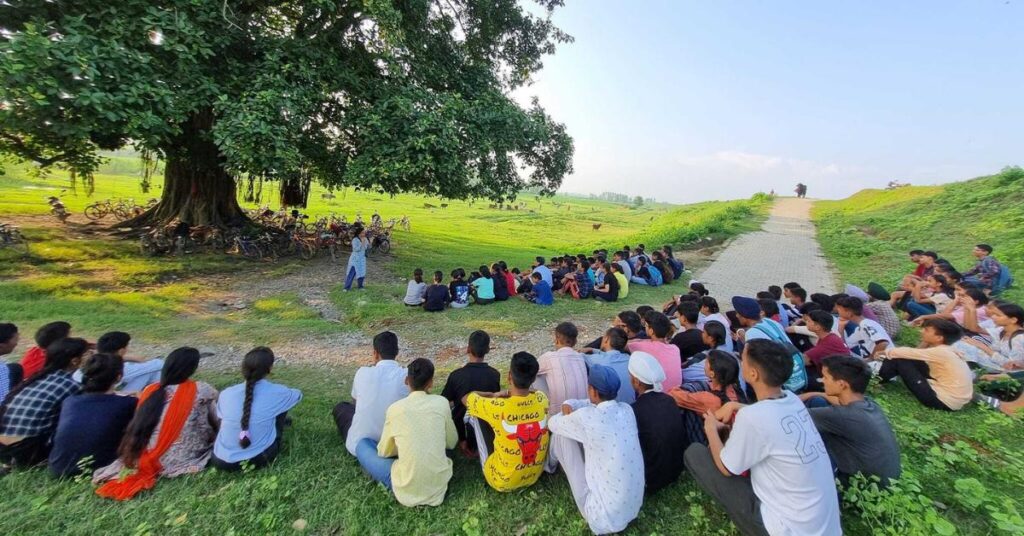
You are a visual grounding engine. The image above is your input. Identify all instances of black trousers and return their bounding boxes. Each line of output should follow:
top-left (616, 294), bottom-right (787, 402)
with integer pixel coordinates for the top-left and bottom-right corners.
top-left (0, 434), bottom-right (50, 467)
top-left (684, 443), bottom-right (769, 536)
top-left (333, 401), bottom-right (356, 441)
top-left (7, 363), bottom-right (23, 387)
top-left (878, 359), bottom-right (951, 411)
top-left (210, 413), bottom-right (289, 471)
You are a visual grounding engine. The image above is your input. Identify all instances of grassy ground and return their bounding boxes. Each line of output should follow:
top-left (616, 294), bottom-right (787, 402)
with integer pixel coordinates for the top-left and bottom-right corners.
top-left (0, 157), bottom-right (767, 345)
top-left (811, 167), bottom-right (1024, 535)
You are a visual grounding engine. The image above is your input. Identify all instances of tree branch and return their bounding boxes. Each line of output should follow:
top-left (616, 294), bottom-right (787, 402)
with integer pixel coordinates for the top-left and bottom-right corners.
top-left (0, 132), bottom-right (73, 167)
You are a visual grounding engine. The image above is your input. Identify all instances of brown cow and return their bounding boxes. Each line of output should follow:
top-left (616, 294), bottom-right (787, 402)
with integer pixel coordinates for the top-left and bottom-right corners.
top-left (592, 223), bottom-right (602, 231)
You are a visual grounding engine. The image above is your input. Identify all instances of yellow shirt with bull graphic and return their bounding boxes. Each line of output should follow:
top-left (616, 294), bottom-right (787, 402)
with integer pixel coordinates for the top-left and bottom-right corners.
top-left (467, 391), bottom-right (550, 492)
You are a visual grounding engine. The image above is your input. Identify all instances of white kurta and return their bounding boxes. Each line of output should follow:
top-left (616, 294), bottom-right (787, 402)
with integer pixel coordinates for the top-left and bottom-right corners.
top-left (548, 399), bottom-right (645, 535)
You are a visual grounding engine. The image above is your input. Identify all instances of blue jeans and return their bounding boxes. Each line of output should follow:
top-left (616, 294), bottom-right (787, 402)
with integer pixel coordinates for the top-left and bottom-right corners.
top-left (356, 438), bottom-right (393, 489)
top-left (344, 267), bottom-right (365, 290)
top-left (630, 276), bottom-right (650, 286)
top-left (905, 300), bottom-right (936, 319)
top-left (804, 396), bottom-right (831, 408)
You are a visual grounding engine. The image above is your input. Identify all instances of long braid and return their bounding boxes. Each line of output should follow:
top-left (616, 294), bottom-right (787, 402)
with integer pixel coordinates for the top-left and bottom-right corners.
top-left (239, 377), bottom-right (256, 448)
top-left (237, 346), bottom-right (275, 449)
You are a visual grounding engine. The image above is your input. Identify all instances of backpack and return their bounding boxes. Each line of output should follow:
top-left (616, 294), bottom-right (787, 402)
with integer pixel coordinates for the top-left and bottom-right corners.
top-left (750, 320), bottom-right (808, 392)
top-left (993, 263), bottom-right (1014, 296)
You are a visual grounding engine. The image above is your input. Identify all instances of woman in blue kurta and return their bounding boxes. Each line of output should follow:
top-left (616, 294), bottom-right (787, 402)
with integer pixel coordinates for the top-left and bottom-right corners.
top-left (345, 226), bottom-right (370, 291)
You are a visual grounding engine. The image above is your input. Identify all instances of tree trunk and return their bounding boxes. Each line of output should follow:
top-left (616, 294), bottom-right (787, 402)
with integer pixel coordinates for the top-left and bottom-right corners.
top-left (116, 109), bottom-right (247, 229)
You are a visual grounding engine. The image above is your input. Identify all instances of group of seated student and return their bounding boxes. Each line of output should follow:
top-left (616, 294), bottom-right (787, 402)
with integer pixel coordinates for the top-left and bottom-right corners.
top-left (326, 307), bottom-right (913, 535)
top-left (403, 244), bottom-right (685, 311)
top-left (0, 322), bottom-right (302, 495)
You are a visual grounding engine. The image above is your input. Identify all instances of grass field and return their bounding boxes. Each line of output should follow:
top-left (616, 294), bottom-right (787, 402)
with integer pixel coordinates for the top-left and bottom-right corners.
top-left (3, 158), bottom-right (1024, 535)
top-left (0, 156), bottom-right (767, 346)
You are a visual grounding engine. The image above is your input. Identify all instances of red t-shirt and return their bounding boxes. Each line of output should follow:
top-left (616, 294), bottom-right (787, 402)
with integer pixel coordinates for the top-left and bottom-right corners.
top-left (805, 333), bottom-right (851, 368)
top-left (503, 272), bottom-right (518, 296)
top-left (913, 263), bottom-right (927, 278)
top-left (20, 346), bottom-right (46, 378)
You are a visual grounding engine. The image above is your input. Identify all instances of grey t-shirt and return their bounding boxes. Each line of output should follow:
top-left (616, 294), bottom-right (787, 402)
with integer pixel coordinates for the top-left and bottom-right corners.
top-left (809, 397), bottom-right (902, 485)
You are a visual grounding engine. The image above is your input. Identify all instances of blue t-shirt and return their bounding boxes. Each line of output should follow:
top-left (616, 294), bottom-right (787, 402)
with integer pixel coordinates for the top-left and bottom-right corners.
top-left (214, 380), bottom-right (302, 463)
top-left (49, 393), bottom-right (137, 477)
top-left (533, 265), bottom-right (554, 286)
top-left (647, 265), bottom-right (663, 286)
top-left (472, 276), bottom-right (495, 299)
top-left (533, 280), bottom-right (554, 305)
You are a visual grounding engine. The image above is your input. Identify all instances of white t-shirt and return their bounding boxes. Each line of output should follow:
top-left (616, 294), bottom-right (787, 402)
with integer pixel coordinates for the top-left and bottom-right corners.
top-left (533, 265), bottom-right (554, 286)
top-left (843, 318), bottom-right (893, 359)
top-left (345, 360), bottom-right (409, 455)
top-left (721, 392), bottom-right (842, 536)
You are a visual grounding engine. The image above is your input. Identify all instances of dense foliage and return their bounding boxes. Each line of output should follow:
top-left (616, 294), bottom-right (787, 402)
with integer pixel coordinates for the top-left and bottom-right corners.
top-left (0, 0), bottom-right (574, 224)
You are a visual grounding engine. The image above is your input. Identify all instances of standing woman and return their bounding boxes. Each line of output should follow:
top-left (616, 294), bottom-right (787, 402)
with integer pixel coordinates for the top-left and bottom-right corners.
top-left (212, 347), bottom-right (302, 471)
top-left (0, 338), bottom-right (88, 468)
top-left (94, 347), bottom-right (218, 500)
top-left (344, 225), bottom-right (370, 291)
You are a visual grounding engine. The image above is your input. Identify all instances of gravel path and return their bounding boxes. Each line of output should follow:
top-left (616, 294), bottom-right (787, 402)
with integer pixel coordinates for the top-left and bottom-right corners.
top-left (695, 198), bottom-right (837, 299)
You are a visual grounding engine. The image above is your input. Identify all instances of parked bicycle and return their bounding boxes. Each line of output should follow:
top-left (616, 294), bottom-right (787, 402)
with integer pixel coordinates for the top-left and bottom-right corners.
top-left (47, 196), bottom-right (69, 224)
top-left (0, 223), bottom-right (29, 255)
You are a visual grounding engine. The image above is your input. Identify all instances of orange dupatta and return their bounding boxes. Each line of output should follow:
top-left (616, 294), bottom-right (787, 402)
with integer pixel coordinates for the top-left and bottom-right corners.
top-left (96, 380), bottom-right (198, 501)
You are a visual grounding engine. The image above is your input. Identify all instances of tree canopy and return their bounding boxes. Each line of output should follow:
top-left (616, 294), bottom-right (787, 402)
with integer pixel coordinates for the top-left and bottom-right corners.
top-left (0, 0), bottom-right (574, 223)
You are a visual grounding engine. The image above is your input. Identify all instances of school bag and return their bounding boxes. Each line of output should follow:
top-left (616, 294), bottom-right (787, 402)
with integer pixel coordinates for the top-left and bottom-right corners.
top-left (750, 320), bottom-right (808, 393)
top-left (992, 263), bottom-right (1014, 296)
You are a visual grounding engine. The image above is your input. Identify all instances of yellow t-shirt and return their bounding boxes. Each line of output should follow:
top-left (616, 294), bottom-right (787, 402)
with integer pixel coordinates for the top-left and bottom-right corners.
top-left (467, 391), bottom-right (550, 492)
top-left (615, 272), bottom-right (630, 299)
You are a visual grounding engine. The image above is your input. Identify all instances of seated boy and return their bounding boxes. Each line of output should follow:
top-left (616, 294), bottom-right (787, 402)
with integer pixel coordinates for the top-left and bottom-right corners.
top-left (464, 352), bottom-right (550, 491)
top-left (802, 311), bottom-right (851, 391)
top-left (548, 365), bottom-right (645, 535)
top-left (581, 328), bottom-right (635, 403)
top-left (800, 355), bottom-right (902, 487)
top-left (334, 331), bottom-right (410, 456)
top-left (835, 296), bottom-right (892, 360)
top-left (356, 358), bottom-right (458, 507)
top-left (423, 271), bottom-right (450, 312)
top-left (522, 273), bottom-right (554, 305)
top-left (0, 324), bottom-right (23, 401)
top-left (69, 332), bottom-right (164, 394)
top-left (441, 331), bottom-right (501, 457)
top-left (685, 339), bottom-right (841, 536)
top-left (877, 318), bottom-right (973, 411)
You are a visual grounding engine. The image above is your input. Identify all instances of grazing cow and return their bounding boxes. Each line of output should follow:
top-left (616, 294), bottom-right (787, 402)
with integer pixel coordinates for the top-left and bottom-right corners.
top-left (440, 203), bottom-right (449, 209)
top-left (423, 203), bottom-right (437, 209)
top-left (321, 192), bottom-right (336, 200)
top-left (592, 223), bottom-right (602, 231)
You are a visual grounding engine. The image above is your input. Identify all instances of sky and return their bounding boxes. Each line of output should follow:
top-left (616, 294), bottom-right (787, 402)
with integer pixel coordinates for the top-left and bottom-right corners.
top-left (513, 1), bottom-right (1024, 203)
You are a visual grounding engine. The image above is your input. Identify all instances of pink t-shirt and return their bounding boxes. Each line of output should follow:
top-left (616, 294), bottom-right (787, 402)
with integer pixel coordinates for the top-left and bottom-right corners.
top-left (952, 306), bottom-right (989, 327)
top-left (627, 339), bottom-right (682, 391)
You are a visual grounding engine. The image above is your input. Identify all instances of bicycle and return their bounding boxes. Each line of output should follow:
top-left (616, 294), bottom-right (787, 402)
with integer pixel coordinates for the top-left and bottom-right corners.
top-left (0, 223), bottom-right (29, 255)
top-left (84, 199), bottom-right (116, 220)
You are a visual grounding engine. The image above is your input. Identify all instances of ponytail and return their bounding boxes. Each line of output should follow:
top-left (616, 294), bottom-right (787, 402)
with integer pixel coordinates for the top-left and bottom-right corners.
top-left (118, 347), bottom-right (200, 466)
top-left (707, 350), bottom-right (747, 405)
top-left (0, 337), bottom-right (88, 425)
top-left (239, 347), bottom-right (275, 448)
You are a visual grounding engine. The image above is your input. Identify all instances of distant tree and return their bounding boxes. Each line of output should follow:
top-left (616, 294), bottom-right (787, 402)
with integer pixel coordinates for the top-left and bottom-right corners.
top-left (0, 0), bottom-right (574, 226)
top-left (633, 195), bottom-right (644, 207)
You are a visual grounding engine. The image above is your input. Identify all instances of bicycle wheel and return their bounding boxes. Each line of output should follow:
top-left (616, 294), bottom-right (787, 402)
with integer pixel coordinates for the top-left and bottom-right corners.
top-left (84, 205), bottom-right (104, 220)
top-left (299, 242), bottom-right (315, 260)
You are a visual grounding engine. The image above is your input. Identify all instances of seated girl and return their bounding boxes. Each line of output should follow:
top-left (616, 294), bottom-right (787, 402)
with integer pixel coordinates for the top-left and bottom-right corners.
top-left (49, 353), bottom-right (137, 477)
top-left (470, 266), bottom-right (495, 305)
top-left (212, 347), bottom-right (302, 471)
top-left (592, 262), bottom-right (620, 302)
top-left (667, 350), bottom-right (747, 445)
top-left (0, 338), bottom-right (87, 468)
top-left (94, 347), bottom-right (219, 500)
top-left (904, 274), bottom-right (954, 319)
top-left (490, 263), bottom-right (510, 301)
top-left (960, 300), bottom-right (1024, 373)
top-left (402, 268), bottom-right (427, 306)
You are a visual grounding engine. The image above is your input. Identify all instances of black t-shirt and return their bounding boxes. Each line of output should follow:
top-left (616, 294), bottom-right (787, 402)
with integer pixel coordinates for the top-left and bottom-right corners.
top-left (423, 284), bottom-right (450, 311)
top-left (492, 272), bottom-right (509, 301)
top-left (49, 393), bottom-right (137, 477)
top-left (602, 270), bottom-right (620, 299)
top-left (441, 362), bottom-right (501, 446)
top-left (671, 328), bottom-right (709, 360)
top-left (631, 391), bottom-right (686, 493)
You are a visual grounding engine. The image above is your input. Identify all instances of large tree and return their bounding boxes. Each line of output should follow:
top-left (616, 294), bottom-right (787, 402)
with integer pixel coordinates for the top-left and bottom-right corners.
top-left (0, 0), bottom-right (574, 226)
